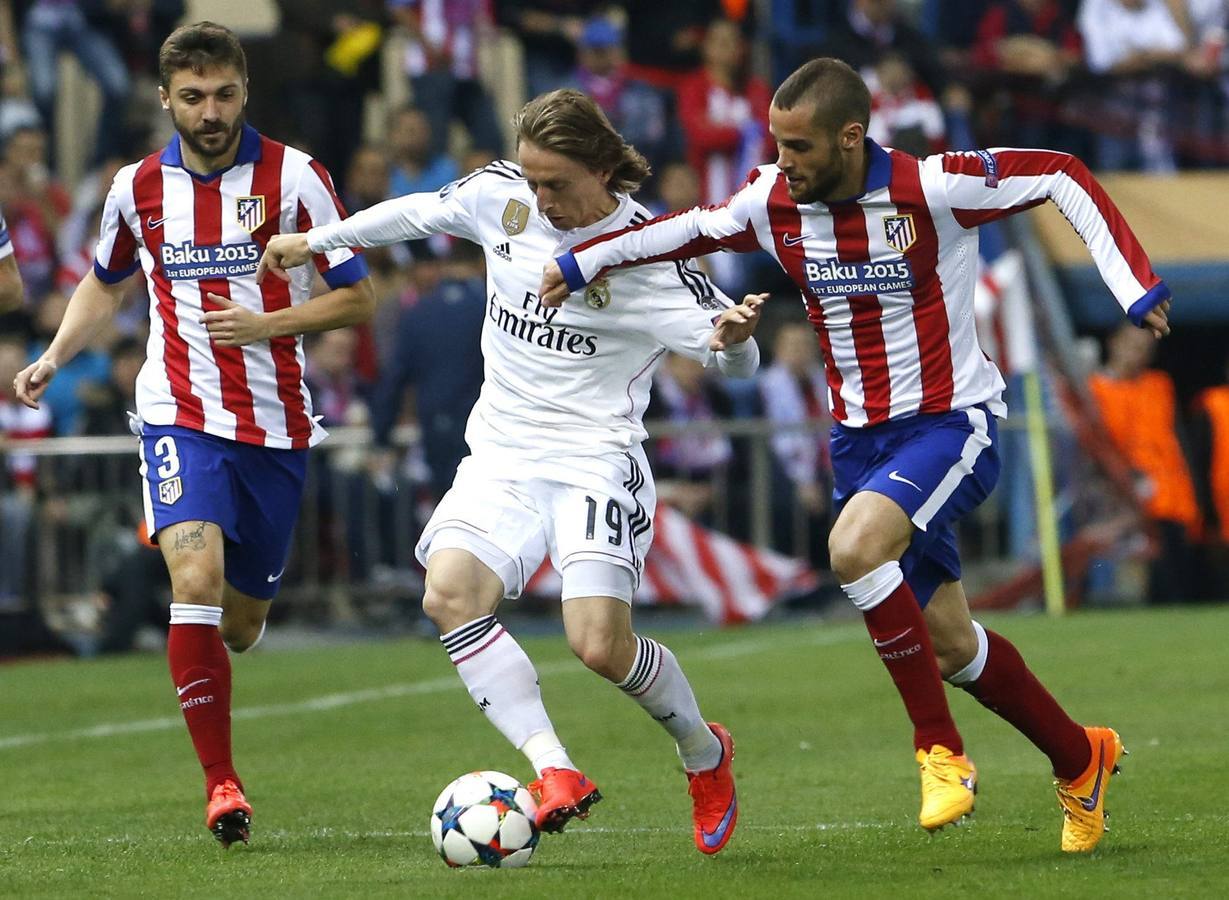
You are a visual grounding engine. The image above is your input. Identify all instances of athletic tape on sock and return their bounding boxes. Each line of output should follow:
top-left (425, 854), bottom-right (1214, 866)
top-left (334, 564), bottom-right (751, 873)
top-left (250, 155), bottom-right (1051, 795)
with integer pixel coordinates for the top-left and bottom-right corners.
top-left (947, 620), bottom-right (989, 685)
top-left (840, 561), bottom-right (905, 612)
top-left (169, 602), bottom-right (222, 627)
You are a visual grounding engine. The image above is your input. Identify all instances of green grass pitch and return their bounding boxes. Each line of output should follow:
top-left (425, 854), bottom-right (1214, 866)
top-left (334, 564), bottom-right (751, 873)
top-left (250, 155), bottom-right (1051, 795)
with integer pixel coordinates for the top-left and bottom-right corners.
top-left (3, 606), bottom-right (1227, 898)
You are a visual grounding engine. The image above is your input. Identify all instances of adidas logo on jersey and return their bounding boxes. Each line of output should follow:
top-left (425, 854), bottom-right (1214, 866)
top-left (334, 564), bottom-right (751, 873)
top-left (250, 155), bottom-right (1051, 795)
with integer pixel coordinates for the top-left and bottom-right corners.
top-left (493, 242), bottom-right (512, 261)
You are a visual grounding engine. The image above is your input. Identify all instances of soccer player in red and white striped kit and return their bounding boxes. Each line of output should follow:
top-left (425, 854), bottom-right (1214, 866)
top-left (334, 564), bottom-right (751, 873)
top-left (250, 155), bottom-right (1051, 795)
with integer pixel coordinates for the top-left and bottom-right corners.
top-left (14, 22), bottom-right (375, 847)
top-left (540, 57), bottom-right (1173, 853)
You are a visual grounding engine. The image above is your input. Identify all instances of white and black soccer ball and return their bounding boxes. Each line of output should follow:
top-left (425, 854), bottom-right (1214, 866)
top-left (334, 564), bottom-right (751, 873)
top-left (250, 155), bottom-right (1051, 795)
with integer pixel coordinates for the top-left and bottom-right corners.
top-left (430, 770), bottom-right (540, 868)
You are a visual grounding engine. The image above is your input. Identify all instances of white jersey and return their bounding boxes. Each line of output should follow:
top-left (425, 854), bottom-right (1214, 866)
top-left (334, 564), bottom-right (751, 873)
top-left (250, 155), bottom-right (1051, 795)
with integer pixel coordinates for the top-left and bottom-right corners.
top-left (307, 160), bottom-right (759, 478)
top-left (561, 141), bottom-right (1167, 428)
top-left (94, 125), bottom-right (367, 449)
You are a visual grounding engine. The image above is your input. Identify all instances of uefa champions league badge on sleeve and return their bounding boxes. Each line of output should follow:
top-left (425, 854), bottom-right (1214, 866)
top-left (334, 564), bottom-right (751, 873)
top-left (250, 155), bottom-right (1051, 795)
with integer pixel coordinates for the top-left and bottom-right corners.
top-left (585, 278), bottom-right (611, 310)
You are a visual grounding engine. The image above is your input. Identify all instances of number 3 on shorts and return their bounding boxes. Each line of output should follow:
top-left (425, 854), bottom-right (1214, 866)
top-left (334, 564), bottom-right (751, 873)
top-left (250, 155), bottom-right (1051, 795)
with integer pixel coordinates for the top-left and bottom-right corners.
top-left (153, 435), bottom-right (181, 479)
top-left (583, 495), bottom-right (623, 546)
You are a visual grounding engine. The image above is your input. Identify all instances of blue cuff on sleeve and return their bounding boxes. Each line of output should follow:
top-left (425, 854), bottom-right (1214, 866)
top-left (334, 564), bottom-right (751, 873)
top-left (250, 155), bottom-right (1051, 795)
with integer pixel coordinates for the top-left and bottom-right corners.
top-left (1127, 281), bottom-right (1171, 327)
top-left (556, 251), bottom-right (588, 293)
top-left (93, 258), bottom-right (140, 285)
top-left (322, 254), bottom-right (369, 289)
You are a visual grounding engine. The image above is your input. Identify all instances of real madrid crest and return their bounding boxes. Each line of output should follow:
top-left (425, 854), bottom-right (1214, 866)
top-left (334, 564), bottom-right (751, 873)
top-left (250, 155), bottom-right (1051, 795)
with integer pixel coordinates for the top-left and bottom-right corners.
top-left (501, 199), bottom-right (530, 236)
top-left (236, 195), bottom-right (266, 234)
top-left (585, 278), bottom-right (611, 310)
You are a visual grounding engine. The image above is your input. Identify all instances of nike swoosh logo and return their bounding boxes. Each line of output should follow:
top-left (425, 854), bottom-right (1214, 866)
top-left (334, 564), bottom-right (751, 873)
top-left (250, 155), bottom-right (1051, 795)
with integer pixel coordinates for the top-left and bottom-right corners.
top-left (1080, 743), bottom-right (1107, 812)
top-left (961, 774), bottom-right (977, 791)
top-left (782, 233), bottom-right (812, 247)
top-left (176, 678), bottom-right (210, 697)
top-left (267, 567), bottom-right (286, 583)
top-left (701, 790), bottom-right (738, 848)
top-left (146, 216), bottom-right (167, 230)
top-left (872, 627), bottom-right (913, 648)
top-left (888, 470), bottom-right (923, 492)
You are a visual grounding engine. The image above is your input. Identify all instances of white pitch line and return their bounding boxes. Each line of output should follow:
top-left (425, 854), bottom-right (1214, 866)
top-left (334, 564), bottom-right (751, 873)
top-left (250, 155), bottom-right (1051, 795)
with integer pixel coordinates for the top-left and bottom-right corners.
top-left (0, 624), bottom-right (863, 752)
top-left (18, 822), bottom-right (893, 849)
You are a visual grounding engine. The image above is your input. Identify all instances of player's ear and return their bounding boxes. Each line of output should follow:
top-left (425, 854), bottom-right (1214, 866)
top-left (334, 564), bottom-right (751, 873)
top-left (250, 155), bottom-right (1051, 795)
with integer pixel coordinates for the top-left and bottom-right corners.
top-left (839, 121), bottom-right (864, 151)
top-left (159, 86), bottom-right (169, 111)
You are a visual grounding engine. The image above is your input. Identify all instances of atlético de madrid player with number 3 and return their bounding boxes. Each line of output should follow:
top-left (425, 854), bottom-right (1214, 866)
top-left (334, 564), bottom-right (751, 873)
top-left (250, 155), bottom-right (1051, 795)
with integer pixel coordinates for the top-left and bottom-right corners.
top-left (540, 57), bottom-right (1172, 853)
top-left (13, 22), bottom-right (374, 848)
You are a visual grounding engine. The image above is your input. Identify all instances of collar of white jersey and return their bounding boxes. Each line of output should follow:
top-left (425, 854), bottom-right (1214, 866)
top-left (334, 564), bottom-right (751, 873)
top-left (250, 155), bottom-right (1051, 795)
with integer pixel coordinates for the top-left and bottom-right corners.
top-left (552, 192), bottom-right (632, 250)
top-left (160, 124), bottom-right (263, 182)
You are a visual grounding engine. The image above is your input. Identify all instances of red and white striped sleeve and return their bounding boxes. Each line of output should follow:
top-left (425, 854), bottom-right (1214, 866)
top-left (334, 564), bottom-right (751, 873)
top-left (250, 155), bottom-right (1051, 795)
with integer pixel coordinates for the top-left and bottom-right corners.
top-left (931, 148), bottom-right (1169, 324)
top-left (294, 158), bottom-right (368, 289)
top-left (559, 167), bottom-right (770, 292)
top-left (92, 168), bottom-right (140, 285)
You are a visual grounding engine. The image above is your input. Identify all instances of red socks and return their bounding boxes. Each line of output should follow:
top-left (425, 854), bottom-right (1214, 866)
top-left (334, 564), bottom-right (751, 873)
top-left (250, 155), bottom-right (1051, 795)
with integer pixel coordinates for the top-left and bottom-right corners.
top-left (957, 628), bottom-right (1091, 780)
top-left (844, 564), bottom-right (963, 755)
top-left (168, 604), bottom-right (238, 795)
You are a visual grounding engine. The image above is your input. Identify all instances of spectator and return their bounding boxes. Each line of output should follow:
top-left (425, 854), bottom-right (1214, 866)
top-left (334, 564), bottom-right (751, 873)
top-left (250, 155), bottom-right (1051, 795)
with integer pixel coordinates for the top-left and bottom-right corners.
top-left (0, 332), bottom-right (51, 611)
top-left (968, 0), bottom-right (1083, 151)
top-left (27, 292), bottom-right (112, 435)
top-left (498, 0), bottom-right (600, 97)
top-left (622, 0), bottom-right (719, 89)
top-left (568, 17), bottom-right (675, 174)
top-left (652, 160), bottom-right (702, 215)
top-left (386, 105), bottom-right (459, 197)
top-left (1088, 322), bottom-right (1200, 603)
top-left (80, 335), bottom-right (142, 436)
top-left (759, 322), bottom-right (831, 563)
top-left (867, 52), bottom-right (947, 155)
top-left (368, 245), bottom-right (485, 502)
top-left (1190, 356), bottom-right (1229, 598)
top-left (20, 0), bottom-right (132, 164)
top-left (2, 124), bottom-right (70, 302)
top-left (1076, 0), bottom-right (1203, 171)
top-left (648, 352), bottom-right (736, 523)
top-left (676, 17), bottom-right (773, 292)
top-left (344, 143), bottom-right (393, 213)
top-left (819, 0), bottom-right (950, 98)
top-left (274, 1), bottom-right (386, 186)
top-left (391, 0), bottom-right (503, 157)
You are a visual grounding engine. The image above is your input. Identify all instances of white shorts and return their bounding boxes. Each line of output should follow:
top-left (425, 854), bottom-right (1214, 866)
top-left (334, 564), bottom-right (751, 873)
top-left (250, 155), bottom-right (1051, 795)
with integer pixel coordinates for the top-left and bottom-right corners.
top-left (415, 447), bottom-right (656, 602)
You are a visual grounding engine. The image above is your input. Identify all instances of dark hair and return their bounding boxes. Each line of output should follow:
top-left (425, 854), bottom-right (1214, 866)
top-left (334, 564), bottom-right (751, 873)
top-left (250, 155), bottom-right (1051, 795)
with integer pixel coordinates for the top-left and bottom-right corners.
top-left (514, 89), bottom-right (651, 194)
top-left (773, 57), bottom-right (871, 132)
top-left (159, 21), bottom-right (247, 89)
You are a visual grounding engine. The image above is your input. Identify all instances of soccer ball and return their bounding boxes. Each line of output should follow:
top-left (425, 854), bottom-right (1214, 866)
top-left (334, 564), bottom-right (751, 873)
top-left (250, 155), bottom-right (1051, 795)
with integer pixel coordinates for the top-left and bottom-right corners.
top-left (430, 770), bottom-right (540, 868)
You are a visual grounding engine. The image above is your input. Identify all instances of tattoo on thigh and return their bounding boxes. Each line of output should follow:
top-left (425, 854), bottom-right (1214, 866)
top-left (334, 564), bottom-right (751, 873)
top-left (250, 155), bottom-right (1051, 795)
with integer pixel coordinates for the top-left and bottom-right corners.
top-left (173, 522), bottom-right (208, 553)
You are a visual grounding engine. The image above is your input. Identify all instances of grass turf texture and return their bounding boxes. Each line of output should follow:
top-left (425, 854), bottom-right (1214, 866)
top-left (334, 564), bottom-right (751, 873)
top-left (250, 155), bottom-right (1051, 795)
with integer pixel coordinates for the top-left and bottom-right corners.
top-left (2, 606), bottom-right (1227, 898)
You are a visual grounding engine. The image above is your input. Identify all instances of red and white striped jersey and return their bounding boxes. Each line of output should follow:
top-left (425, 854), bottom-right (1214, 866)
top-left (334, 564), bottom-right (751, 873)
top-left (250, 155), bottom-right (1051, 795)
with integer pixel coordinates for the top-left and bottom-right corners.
top-left (94, 125), bottom-right (367, 449)
top-left (562, 140), bottom-right (1169, 427)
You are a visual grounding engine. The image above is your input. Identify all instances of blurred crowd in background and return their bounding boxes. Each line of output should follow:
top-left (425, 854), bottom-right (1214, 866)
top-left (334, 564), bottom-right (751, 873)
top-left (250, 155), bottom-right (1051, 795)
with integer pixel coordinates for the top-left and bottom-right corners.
top-left (4, 0), bottom-right (1229, 641)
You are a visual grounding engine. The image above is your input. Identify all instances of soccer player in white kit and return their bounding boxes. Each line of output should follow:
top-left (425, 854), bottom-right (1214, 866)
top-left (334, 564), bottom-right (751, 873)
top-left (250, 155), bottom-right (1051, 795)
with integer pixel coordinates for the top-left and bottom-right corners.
top-left (540, 58), bottom-right (1173, 852)
top-left (0, 205), bottom-right (23, 310)
top-left (259, 90), bottom-right (761, 854)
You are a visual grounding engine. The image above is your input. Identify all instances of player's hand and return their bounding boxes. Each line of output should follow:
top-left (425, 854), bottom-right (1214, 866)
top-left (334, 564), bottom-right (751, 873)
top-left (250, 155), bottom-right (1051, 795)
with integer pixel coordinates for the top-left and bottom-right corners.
top-left (538, 260), bottom-right (571, 307)
top-left (13, 357), bottom-right (57, 409)
top-left (257, 233), bottom-right (312, 284)
top-left (709, 293), bottom-right (768, 351)
top-left (1142, 299), bottom-right (1171, 339)
top-left (201, 293), bottom-right (271, 346)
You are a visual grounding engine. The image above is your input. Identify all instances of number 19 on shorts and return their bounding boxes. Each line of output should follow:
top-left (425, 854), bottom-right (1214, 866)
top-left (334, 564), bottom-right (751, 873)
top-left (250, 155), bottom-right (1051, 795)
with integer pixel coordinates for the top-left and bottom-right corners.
top-left (584, 495), bottom-right (623, 546)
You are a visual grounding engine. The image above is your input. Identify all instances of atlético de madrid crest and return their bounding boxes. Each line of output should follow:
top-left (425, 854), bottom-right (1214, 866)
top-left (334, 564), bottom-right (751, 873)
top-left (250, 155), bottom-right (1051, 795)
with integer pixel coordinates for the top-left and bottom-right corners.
top-left (883, 213), bottom-right (916, 253)
top-left (236, 196), bottom-right (266, 233)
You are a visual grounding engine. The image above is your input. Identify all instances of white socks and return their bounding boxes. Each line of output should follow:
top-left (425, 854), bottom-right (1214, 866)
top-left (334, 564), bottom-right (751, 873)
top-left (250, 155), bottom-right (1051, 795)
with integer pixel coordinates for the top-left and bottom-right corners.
top-left (169, 602), bottom-right (222, 627)
top-left (440, 615), bottom-right (575, 776)
top-left (619, 635), bottom-right (722, 772)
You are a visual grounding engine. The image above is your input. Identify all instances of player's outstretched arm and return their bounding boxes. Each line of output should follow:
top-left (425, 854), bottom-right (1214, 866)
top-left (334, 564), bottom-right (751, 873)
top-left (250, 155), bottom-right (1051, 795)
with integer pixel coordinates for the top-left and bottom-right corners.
top-left (14, 269), bottom-right (127, 408)
top-left (201, 276), bottom-right (376, 347)
top-left (256, 233), bottom-right (312, 283)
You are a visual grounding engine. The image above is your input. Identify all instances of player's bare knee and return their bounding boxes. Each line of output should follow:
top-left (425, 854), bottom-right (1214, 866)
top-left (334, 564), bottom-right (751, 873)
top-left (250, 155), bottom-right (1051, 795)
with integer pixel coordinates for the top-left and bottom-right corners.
top-left (220, 618), bottom-right (260, 653)
top-left (422, 581), bottom-right (486, 633)
top-left (568, 628), bottom-right (632, 682)
top-left (934, 629), bottom-right (978, 679)
top-left (169, 566), bottom-right (223, 608)
top-left (829, 522), bottom-right (892, 583)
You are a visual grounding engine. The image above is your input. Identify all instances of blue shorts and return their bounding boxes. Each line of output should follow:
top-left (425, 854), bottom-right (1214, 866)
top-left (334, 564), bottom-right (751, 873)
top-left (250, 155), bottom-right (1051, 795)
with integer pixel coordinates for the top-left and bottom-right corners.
top-left (139, 424), bottom-right (307, 600)
top-left (830, 405), bottom-right (1000, 607)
